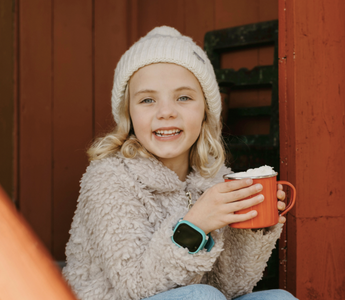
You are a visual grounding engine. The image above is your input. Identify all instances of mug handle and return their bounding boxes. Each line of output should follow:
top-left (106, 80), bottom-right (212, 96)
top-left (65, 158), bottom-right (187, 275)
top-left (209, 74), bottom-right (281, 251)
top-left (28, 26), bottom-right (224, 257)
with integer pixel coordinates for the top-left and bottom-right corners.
top-left (277, 181), bottom-right (296, 216)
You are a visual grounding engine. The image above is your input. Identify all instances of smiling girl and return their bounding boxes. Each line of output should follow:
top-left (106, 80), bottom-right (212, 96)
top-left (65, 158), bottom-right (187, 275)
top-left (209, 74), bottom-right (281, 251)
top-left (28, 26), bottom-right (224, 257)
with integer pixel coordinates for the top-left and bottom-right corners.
top-left (62, 26), bottom-right (297, 300)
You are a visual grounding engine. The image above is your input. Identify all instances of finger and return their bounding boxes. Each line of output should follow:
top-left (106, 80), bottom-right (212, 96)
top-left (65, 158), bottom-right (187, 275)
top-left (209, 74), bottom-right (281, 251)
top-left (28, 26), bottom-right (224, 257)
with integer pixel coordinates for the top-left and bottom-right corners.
top-left (227, 210), bottom-right (258, 224)
top-left (278, 215), bottom-right (286, 224)
top-left (277, 201), bottom-right (286, 211)
top-left (218, 178), bottom-right (253, 193)
top-left (277, 183), bottom-right (283, 190)
top-left (277, 190), bottom-right (286, 201)
top-left (228, 194), bottom-right (264, 212)
top-left (223, 183), bottom-right (263, 203)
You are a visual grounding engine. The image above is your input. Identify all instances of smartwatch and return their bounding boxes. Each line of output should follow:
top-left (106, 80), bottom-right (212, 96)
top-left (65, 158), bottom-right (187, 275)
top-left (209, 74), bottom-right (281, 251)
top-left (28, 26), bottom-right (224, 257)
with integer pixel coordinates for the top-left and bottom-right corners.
top-left (171, 220), bottom-right (214, 254)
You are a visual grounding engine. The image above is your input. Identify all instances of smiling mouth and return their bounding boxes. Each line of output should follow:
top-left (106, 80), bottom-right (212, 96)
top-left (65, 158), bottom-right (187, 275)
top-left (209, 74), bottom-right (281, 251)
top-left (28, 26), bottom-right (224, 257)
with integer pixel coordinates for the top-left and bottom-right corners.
top-left (154, 129), bottom-right (181, 137)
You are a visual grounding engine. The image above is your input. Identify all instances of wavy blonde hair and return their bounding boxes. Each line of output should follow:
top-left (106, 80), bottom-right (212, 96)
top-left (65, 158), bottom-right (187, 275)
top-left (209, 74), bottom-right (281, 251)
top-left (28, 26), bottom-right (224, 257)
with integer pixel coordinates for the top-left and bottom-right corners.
top-left (87, 86), bottom-right (225, 178)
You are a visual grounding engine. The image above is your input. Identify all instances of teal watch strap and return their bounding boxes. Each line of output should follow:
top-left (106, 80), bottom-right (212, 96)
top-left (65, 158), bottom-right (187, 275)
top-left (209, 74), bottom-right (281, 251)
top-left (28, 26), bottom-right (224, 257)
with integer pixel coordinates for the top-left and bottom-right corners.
top-left (205, 233), bottom-right (214, 252)
top-left (171, 220), bottom-right (214, 254)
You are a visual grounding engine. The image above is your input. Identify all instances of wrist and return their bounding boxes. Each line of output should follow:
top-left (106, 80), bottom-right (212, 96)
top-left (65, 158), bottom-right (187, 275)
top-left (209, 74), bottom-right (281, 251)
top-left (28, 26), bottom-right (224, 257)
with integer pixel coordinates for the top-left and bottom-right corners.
top-left (183, 213), bottom-right (210, 235)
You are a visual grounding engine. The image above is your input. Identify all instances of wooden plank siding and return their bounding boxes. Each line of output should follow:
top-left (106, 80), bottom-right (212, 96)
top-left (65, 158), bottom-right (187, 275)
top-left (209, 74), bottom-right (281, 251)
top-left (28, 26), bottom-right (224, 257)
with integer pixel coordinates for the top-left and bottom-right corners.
top-left (17, 0), bottom-right (279, 261)
top-left (52, 0), bottom-right (94, 260)
top-left (19, 0), bottom-right (54, 252)
top-left (0, 0), bottom-right (16, 202)
top-left (279, 0), bottom-right (345, 298)
top-left (94, 0), bottom-right (128, 136)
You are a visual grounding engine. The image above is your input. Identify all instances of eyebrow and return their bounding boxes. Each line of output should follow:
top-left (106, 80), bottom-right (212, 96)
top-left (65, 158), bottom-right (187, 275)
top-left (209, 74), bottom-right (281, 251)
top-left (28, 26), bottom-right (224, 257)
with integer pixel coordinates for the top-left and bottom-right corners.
top-left (175, 86), bottom-right (198, 93)
top-left (134, 86), bottom-right (197, 97)
top-left (134, 89), bottom-right (157, 97)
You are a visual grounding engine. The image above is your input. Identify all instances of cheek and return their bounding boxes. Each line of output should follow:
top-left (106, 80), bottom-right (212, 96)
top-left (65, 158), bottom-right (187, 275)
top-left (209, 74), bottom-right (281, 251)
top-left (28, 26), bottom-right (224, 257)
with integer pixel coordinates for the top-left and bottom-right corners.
top-left (130, 113), bottom-right (140, 129)
top-left (130, 109), bottom-right (150, 140)
top-left (129, 106), bottom-right (141, 127)
top-left (187, 112), bottom-right (204, 137)
top-left (129, 109), bottom-right (139, 134)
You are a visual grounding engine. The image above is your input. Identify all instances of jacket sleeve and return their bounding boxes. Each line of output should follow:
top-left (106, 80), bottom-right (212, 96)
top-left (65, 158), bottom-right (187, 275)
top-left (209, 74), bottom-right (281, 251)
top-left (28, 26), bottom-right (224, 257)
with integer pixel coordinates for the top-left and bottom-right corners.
top-left (201, 224), bottom-right (283, 299)
top-left (62, 159), bottom-right (224, 300)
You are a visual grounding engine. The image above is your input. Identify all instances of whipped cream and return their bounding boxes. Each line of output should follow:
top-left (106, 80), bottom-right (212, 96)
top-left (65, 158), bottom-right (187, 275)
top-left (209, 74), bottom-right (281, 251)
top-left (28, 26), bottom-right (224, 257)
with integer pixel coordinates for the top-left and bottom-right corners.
top-left (228, 165), bottom-right (276, 178)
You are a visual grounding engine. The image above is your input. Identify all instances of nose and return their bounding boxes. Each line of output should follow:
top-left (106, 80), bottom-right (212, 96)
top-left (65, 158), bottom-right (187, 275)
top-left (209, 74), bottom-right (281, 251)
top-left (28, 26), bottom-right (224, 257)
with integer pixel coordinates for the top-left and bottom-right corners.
top-left (156, 100), bottom-right (178, 120)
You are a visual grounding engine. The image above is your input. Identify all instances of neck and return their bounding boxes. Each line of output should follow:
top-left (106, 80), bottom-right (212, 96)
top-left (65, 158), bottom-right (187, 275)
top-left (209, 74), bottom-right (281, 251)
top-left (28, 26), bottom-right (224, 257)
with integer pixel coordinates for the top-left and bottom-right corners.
top-left (158, 155), bottom-right (190, 182)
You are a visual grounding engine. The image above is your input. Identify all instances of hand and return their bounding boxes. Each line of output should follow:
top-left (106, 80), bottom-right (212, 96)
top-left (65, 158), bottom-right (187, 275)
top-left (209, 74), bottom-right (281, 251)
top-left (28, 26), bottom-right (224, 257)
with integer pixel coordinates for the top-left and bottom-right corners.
top-left (183, 178), bottom-right (263, 234)
top-left (277, 183), bottom-right (287, 224)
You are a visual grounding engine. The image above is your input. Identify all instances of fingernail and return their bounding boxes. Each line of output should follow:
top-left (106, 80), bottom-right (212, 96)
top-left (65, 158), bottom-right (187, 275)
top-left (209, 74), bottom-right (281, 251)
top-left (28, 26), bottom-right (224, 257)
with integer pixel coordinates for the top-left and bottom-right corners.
top-left (258, 194), bottom-right (264, 202)
top-left (246, 178), bottom-right (253, 185)
top-left (256, 184), bottom-right (263, 191)
top-left (251, 211), bottom-right (257, 217)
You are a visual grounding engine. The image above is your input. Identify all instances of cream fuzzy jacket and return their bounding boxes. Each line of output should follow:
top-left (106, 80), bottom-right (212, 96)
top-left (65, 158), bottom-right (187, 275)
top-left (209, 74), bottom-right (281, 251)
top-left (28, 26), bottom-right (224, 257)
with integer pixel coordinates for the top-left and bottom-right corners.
top-left (62, 154), bottom-right (283, 300)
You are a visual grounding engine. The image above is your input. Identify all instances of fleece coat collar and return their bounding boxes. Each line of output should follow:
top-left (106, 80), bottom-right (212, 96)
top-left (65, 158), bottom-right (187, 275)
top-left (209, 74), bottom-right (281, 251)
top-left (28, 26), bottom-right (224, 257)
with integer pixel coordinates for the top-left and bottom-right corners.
top-left (120, 153), bottom-right (225, 194)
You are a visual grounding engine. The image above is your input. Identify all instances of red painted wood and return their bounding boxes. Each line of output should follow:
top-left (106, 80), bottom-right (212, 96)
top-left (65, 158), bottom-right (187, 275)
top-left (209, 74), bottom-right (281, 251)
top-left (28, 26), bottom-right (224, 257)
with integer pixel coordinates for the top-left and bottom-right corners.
top-left (279, 0), bottom-right (345, 298)
top-left (259, 0), bottom-right (278, 21)
top-left (0, 0), bottom-right (15, 200)
top-left (279, 0), bottom-right (299, 293)
top-left (297, 218), bottom-right (345, 299)
top-left (228, 89), bottom-right (272, 108)
top-left (127, 0), bottom-right (139, 46)
top-left (137, 0), bottom-right (186, 38)
top-left (19, 0), bottom-right (53, 252)
top-left (185, 0), bottom-right (215, 47)
top-left (294, 0), bottom-right (345, 297)
top-left (94, 0), bottom-right (128, 136)
top-left (0, 187), bottom-right (77, 300)
top-left (52, 0), bottom-right (93, 260)
top-left (278, 0), bottom-right (289, 290)
top-left (222, 47), bottom-right (263, 71)
top-left (215, 0), bottom-right (260, 29)
top-left (13, 0), bottom-right (19, 207)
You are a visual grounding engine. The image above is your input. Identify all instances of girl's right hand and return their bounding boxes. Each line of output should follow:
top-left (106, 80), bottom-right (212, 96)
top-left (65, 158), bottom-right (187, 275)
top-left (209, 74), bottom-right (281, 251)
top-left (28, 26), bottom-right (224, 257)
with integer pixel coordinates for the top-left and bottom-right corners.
top-left (183, 178), bottom-right (264, 234)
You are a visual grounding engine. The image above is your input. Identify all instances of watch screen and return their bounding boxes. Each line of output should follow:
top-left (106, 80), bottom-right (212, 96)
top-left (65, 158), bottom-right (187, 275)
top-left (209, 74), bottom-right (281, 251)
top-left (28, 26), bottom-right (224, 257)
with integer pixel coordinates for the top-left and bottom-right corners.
top-left (173, 223), bottom-right (203, 252)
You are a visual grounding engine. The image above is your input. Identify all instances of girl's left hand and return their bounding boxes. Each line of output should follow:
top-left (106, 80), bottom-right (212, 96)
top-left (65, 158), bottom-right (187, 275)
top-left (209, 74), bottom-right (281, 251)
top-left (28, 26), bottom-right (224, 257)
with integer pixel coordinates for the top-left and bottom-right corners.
top-left (277, 184), bottom-right (286, 224)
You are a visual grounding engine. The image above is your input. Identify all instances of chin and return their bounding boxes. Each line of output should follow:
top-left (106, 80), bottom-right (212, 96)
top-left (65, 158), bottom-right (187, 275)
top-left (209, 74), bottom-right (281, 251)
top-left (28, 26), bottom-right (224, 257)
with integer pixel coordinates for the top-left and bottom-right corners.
top-left (156, 153), bottom-right (179, 159)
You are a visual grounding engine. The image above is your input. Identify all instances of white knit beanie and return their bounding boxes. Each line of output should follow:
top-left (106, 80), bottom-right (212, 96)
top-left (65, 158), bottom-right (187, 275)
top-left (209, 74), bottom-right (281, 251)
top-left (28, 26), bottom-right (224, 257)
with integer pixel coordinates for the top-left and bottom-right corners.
top-left (111, 26), bottom-right (221, 123)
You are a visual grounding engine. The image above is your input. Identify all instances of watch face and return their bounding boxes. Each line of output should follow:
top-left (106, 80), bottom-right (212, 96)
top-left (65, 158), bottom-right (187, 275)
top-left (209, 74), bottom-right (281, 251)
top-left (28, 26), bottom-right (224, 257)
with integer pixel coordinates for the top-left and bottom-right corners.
top-left (173, 223), bottom-right (203, 252)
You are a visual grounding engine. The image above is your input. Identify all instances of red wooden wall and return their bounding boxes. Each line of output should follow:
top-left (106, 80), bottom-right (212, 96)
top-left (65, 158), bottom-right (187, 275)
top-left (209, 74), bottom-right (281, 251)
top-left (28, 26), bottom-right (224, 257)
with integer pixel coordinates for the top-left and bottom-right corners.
top-left (279, 0), bottom-right (345, 298)
top-left (0, 0), bottom-right (16, 206)
top-left (16, 0), bottom-right (278, 261)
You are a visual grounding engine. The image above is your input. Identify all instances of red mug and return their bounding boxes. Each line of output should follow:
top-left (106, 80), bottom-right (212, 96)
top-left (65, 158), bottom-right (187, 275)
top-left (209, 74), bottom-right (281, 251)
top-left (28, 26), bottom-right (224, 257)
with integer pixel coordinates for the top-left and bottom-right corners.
top-left (223, 172), bottom-right (296, 229)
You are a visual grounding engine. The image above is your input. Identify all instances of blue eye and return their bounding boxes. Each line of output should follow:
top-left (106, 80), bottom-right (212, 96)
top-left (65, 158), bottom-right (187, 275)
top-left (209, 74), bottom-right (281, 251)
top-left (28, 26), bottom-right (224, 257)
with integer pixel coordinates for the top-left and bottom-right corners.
top-left (178, 96), bottom-right (191, 102)
top-left (141, 98), bottom-right (154, 103)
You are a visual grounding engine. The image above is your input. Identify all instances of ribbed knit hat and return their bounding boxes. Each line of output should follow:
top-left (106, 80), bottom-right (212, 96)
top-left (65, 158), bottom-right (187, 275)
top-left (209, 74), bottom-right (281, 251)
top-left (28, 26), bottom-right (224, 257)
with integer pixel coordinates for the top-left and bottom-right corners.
top-left (111, 26), bottom-right (221, 123)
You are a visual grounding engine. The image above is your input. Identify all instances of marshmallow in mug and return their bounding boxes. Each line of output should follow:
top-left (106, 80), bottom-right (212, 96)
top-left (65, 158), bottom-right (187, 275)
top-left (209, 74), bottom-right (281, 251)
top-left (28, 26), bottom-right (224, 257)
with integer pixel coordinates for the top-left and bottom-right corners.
top-left (229, 165), bottom-right (277, 179)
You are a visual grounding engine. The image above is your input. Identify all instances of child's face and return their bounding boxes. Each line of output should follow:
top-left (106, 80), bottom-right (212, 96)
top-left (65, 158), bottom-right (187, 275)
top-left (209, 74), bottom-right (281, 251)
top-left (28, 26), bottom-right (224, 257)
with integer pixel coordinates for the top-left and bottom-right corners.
top-left (129, 63), bottom-right (205, 167)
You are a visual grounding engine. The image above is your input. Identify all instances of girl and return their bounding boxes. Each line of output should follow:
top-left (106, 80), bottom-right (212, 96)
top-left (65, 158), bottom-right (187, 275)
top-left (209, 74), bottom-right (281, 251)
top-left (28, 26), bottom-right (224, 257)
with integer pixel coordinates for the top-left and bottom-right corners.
top-left (62, 26), bottom-right (297, 300)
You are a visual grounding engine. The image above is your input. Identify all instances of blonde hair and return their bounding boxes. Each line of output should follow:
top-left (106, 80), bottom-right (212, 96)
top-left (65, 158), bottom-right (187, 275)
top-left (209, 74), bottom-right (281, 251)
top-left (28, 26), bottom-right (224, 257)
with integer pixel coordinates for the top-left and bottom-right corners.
top-left (87, 86), bottom-right (225, 178)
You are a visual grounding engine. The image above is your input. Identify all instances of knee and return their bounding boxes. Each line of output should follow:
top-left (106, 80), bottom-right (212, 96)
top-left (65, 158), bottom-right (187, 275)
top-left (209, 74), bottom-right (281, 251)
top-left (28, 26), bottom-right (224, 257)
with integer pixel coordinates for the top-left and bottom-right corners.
top-left (265, 289), bottom-right (297, 300)
top-left (193, 284), bottom-right (227, 300)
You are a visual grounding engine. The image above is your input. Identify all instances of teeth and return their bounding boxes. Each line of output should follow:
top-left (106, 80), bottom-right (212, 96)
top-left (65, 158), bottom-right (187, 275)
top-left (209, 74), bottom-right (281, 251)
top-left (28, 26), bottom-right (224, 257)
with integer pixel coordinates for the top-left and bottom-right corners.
top-left (155, 129), bottom-right (181, 136)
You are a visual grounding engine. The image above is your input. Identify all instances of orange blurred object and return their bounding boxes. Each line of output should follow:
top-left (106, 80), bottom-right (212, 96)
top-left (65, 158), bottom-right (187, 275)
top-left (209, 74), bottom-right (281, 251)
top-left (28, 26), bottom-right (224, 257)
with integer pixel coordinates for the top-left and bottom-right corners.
top-left (0, 186), bottom-right (77, 300)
